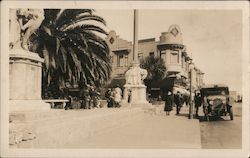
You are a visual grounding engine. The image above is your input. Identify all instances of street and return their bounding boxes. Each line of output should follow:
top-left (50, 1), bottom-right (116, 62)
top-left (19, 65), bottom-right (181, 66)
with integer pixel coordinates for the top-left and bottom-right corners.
top-left (199, 102), bottom-right (242, 149)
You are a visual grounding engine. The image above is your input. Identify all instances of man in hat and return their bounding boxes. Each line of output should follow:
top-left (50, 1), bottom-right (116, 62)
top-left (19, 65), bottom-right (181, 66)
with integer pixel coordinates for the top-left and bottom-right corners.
top-left (174, 91), bottom-right (181, 115)
top-left (194, 92), bottom-right (202, 116)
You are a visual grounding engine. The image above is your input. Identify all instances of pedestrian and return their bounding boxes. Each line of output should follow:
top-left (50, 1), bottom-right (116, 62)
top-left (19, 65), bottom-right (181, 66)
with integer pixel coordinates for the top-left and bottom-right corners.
top-left (128, 89), bottom-right (132, 107)
top-left (105, 88), bottom-right (113, 108)
top-left (90, 87), bottom-right (100, 108)
top-left (194, 92), bottom-right (202, 116)
top-left (203, 95), bottom-right (210, 112)
top-left (185, 95), bottom-right (190, 107)
top-left (180, 94), bottom-right (184, 107)
top-left (114, 84), bottom-right (122, 108)
top-left (80, 85), bottom-right (90, 109)
top-left (65, 95), bottom-right (73, 110)
top-left (164, 91), bottom-right (173, 115)
top-left (174, 91), bottom-right (181, 115)
top-left (89, 86), bottom-right (96, 109)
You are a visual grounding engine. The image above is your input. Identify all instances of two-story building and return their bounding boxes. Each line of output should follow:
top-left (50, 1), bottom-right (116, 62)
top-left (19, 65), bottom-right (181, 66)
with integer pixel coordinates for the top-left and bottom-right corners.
top-left (106, 25), bottom-right (205, 97)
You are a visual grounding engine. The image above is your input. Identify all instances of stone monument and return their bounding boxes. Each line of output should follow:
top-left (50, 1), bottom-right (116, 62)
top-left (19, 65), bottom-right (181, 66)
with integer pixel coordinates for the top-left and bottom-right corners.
top-left (9, 9), bottom-right (50, 111)
top-left (123, 61), bottom-right (148, 105)
top-left (122, 10), bottom-right (149, 106)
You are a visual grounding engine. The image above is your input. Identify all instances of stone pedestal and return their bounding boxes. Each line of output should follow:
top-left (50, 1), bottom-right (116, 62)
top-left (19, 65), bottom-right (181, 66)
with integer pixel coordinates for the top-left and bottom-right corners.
top-left (9, 49), bottom-right (50, 112)
top-left (122, 84), bottom-right (149, 106)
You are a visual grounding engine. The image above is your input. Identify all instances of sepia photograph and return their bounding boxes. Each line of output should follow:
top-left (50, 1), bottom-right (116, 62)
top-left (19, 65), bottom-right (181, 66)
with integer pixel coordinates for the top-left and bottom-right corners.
top-left (0, 1), bottom-right (249, 158)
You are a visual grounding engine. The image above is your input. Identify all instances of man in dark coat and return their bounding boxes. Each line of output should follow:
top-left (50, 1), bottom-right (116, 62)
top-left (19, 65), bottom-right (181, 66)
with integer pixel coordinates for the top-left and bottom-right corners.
top-left (65, 95), bottom-right (73, 110)
top-left (174, 91), bottom-right (181, 115)
top-left (80, 85), bottom-right (91, 109)
top-left (105, 88), bottom-right (113, 108)
top-left (194, 93), bottom-right (202, 116)
top-left (89, 86), bottom-right (100, 108)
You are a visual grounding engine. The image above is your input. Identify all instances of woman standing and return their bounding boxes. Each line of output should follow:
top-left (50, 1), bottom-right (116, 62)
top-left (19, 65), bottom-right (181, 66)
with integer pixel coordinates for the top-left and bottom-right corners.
top-left (114, 84), bottom-right (122, 108)
top-left (164, 91), bottom-right (173, 115)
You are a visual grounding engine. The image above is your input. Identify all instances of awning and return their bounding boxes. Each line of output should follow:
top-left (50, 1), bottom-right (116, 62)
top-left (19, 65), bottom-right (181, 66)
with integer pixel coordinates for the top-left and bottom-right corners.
top-left (150, 78), bottom-right (175, 89)
top-left (183, 89), bottom-right (190, 96)
top-left (167, 74), bottom-right (181, 79)
top-left (173, 87), bottom-right (190, 96)
top-left (173, 87), bottom-right (183, 94)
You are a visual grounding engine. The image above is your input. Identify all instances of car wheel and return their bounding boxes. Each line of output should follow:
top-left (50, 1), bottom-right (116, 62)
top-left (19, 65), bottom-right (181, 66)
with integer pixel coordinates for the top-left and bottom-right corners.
top-left (229, 108), bottom-right (234, 120)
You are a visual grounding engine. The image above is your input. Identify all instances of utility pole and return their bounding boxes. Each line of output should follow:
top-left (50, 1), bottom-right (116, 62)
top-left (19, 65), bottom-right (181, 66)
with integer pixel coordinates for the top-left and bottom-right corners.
top-left (189, 61), bottom-right (194, 119)
top-left (133, 9), bottom-right (139, 63)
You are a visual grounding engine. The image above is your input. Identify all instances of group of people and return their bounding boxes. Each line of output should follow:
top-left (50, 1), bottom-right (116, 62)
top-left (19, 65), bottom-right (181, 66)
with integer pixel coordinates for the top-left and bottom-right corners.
top-left (64, 84), bottom-right (124, 110)
top-left (105, 85), bottom-right (123, 108)
top-left (64, 85), bottom-right (101, 110)
top-left (164, 91), bottom-right (187, 115)
top-left (164, 91), bottom-right (202, 116)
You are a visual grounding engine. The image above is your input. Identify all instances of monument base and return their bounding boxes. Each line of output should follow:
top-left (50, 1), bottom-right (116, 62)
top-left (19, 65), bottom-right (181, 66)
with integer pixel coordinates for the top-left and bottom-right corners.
top-left (9, 49), bottom-right (50, 112)
top-left (9, 49), bottom-right (44, 100)
top-left (10, 100), bottom-right (50, 112)
top-left (122, 84), bottom-right (149, 106)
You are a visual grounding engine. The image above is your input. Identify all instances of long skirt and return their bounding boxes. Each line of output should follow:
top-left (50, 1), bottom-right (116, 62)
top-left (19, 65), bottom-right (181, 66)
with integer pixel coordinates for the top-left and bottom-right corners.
top-left (164, 100), bottom-right (173, 111)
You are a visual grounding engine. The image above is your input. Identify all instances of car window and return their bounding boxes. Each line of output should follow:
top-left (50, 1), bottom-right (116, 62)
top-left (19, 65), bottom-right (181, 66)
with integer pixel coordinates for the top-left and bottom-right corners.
top-left (201, 87), bottom-right (229, 96)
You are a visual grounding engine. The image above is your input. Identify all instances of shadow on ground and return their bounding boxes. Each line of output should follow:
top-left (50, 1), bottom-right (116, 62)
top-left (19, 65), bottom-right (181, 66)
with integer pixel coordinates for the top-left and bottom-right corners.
top-left (176, 113), bottom-right (189, 118)
top-left (198, 115), bottom-right (232, 122)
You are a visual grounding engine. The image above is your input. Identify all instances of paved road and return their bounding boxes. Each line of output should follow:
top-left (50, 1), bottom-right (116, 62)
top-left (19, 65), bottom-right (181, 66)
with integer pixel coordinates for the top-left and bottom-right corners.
top-left (199, 103), bottom-right (242, 149)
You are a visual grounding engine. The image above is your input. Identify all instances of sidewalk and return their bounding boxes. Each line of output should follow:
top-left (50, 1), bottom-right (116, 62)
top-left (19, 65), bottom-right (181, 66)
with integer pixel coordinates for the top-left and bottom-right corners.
top-left (10, 105), bottom-right (201, 149)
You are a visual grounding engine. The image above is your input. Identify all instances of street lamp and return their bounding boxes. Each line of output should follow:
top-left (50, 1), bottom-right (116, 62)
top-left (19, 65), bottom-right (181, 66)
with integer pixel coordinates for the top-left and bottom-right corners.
top-left (188, 60), bottom-right (195, 119)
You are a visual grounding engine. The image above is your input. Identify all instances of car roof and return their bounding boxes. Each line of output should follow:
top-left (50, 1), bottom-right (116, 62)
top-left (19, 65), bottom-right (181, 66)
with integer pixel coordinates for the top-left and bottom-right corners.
top-left (201, 84), bottom-right (229, 89)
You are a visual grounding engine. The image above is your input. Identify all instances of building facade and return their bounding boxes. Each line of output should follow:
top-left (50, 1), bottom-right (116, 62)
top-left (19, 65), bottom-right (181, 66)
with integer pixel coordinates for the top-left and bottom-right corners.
top-left (106, 25), bottom-right (205, 97)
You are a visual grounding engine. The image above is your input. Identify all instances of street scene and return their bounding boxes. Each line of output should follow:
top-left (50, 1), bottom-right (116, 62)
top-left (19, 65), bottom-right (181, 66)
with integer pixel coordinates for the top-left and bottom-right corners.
top-left (200, 102), bottom-right (242, 149)
top-left (7, 8), bottom-right (243, 151)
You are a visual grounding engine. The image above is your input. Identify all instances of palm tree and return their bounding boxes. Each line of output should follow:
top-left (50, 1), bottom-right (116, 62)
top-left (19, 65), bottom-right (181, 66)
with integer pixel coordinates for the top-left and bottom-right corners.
top-left (140, 56), bottom-right (166, 81)
top-left (29, 9), bottom-right (111, 98)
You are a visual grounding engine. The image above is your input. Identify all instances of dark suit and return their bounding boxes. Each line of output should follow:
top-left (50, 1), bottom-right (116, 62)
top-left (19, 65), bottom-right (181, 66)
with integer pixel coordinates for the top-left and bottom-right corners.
top-left (174, 93), bottom-right (181, 114)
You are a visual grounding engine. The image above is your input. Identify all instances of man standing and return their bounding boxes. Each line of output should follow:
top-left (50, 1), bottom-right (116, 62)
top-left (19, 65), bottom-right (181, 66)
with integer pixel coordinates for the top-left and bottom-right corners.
top-left (105, 88), bottom-right (113, 108)
top-left (80, 85), bottom-right (91, 109)
top-left (127, 89), bottom-right (132, 107)
top-left (194, 92), bottom-right (202, 116)
top-left (174, 91), bottom-right (181, 115)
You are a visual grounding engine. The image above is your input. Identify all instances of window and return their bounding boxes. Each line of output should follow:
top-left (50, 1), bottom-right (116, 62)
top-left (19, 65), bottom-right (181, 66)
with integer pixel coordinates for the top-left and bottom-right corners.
top-left (117, 55), bottom-right (124, 67)
top-left (138, 53), bottom-right (143, 60)
top-left (125, 55), bottom-right (128, 67)
top-left (160, 51), bottom-right (166, 63)
top-left (170, 50), bottom-right (179, 64)
top-left (149, 52), bottom-right (154, 56)
top-left (117, 54), bottom-right (128, 67)
top-left (182, 56), bottom-right (185, 68)
top-left (110, 56), bottom-right (113, 63)
top-left (109, 37), bottom-right (114, 44)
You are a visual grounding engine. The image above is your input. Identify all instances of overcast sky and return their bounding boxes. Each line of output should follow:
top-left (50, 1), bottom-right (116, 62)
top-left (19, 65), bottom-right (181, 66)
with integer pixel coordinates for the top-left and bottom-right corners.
top-left (96, 10), bottom-right (242, 93)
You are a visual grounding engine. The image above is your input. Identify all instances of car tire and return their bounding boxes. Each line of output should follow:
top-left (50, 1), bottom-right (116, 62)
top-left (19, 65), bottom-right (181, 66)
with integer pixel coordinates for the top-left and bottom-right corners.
top-left (229, 108), bottom-right (234, 120)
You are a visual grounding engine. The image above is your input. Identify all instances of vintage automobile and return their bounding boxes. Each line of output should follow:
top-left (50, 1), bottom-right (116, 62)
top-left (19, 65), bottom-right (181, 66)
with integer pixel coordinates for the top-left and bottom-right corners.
top-left (200, 84), bottom-right (233, 121)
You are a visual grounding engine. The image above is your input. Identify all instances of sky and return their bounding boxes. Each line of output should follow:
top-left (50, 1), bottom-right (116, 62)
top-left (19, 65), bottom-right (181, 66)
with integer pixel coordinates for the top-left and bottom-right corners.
top-left (96, 10), bottom-right (242, 93)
